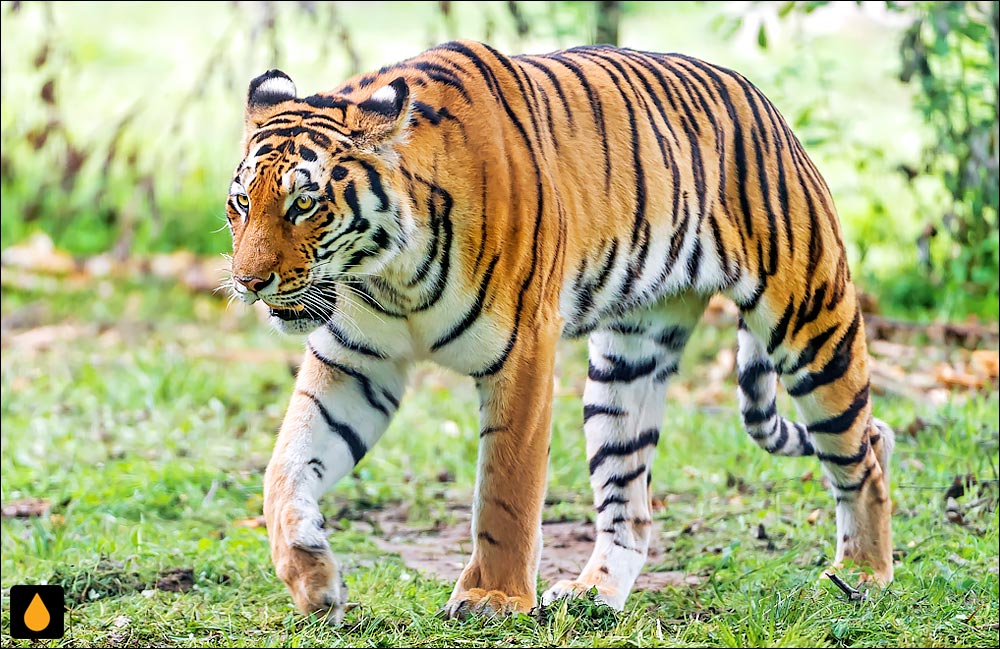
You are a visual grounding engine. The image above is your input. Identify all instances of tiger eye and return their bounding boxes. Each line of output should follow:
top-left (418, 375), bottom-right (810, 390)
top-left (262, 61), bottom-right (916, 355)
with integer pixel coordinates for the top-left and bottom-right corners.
top-left (295, 195), bottom-right (315, 211)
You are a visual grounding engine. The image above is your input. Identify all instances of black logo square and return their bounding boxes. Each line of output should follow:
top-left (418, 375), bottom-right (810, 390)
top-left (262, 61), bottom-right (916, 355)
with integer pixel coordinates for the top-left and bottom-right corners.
top-left (9, 584), bottom-right (65, 639)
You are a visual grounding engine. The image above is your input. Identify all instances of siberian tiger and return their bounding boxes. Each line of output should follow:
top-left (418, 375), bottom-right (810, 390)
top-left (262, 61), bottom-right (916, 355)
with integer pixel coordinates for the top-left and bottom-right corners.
top-left (227, 40), bottom-right (894, 621)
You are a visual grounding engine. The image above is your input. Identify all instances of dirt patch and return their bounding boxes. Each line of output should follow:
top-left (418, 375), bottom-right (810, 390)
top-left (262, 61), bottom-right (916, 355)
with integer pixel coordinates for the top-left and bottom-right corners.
top-left (154, 567), bottom-right (195, 592)
top-left (367, 503), bottom-right (702, 591)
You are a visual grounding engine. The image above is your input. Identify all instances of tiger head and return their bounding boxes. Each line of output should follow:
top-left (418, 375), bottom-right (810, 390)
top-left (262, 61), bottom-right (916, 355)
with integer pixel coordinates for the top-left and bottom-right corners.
top-left (226, 69), bottom-right (413, 334)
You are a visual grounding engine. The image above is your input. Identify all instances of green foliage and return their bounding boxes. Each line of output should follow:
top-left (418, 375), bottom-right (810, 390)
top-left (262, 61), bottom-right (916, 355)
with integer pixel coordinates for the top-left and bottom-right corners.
top-left (897, 1), bottom-right (1000, 314)
top-left (744, 1), bottom-right (999, 318)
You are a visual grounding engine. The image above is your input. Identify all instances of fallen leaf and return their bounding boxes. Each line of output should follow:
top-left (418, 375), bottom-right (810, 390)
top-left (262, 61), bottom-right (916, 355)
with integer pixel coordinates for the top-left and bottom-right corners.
top-left (1, 498), bottom-right (50, 518)
top-left (0, 232), bottom-right (76, 274)
top-left (945, 497), bottom-right (964, 525)
top-left (807, 508), bottom-right (822, 525)
top-left (935, 363), bottom-right (984, 389)
top-left (970, 350), bottom-right (999, 380)
top-left (233, 515), bottom-right (265, 528)
top-left (944, 476), bottom-right (967, 500)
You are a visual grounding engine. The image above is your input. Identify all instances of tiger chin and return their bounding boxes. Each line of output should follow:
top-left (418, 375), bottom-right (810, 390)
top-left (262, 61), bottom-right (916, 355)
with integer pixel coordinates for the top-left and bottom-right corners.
top-left (226, 41), bottom-right (895, 623)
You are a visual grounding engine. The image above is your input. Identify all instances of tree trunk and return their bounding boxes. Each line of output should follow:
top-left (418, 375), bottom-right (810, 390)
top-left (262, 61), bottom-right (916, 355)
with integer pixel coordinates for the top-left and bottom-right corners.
top-left (595, 0), bottom-right (622, 46)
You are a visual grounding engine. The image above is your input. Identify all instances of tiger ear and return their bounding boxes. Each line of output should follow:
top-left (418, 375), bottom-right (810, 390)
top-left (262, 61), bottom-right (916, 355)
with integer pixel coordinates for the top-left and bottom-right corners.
top-left (350, 77), bottom-right (411, 152)
top-left (244, 69), bottom-right (297, 132)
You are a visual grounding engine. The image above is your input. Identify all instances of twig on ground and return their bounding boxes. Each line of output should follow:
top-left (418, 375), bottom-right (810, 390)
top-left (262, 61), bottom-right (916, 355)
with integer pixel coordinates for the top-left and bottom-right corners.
top-left (825, 572), bottom-right (867, 601)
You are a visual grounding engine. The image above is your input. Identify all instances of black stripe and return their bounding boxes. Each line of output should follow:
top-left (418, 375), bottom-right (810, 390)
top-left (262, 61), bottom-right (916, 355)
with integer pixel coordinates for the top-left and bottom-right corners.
top-left (685, 237), bottom-right (703, 285)
top-left (767, 300), bottom-right (795, 355)
top-left (583, 404), bottom-right (626, 423)
top-left (743, 401), bottom-right (777, 426)
top-left (817, 438), bottom-right (870, 466)
top-left (588, 355), bottom-right (658, 383)
top-left (738, 357), bottom-right (773, 402)
top-left (480, 426), bottom-right (504, 438)
top-left (544, 52), bottom-right (612, 192)
top-left (477, 531), bottom-right (499, 546)
top-left (308, 342), bottom-right (392, 417)
top-left (430, 254), bottom-right (500, 351)
top-left (412, 186), bottom-right (454, 311)
top-left (307, 458), bottom-right (325, 480)
top-left (326, 321), bottom-right (387, 359)
top-left (603, 465), bottom-right (647, 489)
top-left (488, 496), bottom-right (518, 519)
top-left (787, 310), bottom-right (861, 397)
top-left (589, 429), bottom-right (660, 475)
top-left (808, 384), bottom-right (870, 435)
top-left (606, 321), bottom-right (647, 335)
top-left (409, 60), bottom-right (473, 103)
top-left (575, 239), bottom-right (619, 319)
top-left (573, 49), bottom-right (648, 248)
top-left (250, 125), bottom-right (332, 149)
top-left (516, 56), bottom-right (576, 130)
top-left (406, 186), bottom-right (442, 285)
top-left (653, 362), bottom-right (680, 382)
top-left (343, 180), bottom-right (364, 229)
top-left (356, 159), bottom-right (390, 212)
top-left (299, 391), bottom-right (366, 465)
top-left (834, 465), bottom-right (873, 492)
top-left (596, 495), bottom-right (628, 513)
top-left (764, 418), bottom-right (789, 453)
top-left (792, 285), bottom-right (828, 338)
top-left (785, 321), bottom-right (839, 375)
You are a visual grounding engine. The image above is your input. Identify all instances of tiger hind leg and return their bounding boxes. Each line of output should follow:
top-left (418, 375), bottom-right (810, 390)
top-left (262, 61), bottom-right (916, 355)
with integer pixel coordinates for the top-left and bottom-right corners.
top-left (542, 296), bottom-right (707, 609)
top-left (742, 302), bottom-right (894, 585)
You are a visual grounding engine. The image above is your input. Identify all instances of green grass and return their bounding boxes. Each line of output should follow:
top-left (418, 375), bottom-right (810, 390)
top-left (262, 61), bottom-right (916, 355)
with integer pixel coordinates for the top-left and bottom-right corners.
top-left (1, 276), bottom-right (998, 647)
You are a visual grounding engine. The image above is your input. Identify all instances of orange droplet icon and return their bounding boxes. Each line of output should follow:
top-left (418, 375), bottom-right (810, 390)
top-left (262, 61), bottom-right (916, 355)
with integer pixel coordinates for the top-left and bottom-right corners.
top-left (24, 592), bottom-right (51, 632)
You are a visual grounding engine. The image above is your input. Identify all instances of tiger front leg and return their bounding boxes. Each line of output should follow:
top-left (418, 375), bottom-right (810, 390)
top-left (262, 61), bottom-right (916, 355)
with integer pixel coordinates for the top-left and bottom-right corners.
top-left (441, 316), bottom-right (562, 619)
top-left (264, 335), bottom-right (405, 623)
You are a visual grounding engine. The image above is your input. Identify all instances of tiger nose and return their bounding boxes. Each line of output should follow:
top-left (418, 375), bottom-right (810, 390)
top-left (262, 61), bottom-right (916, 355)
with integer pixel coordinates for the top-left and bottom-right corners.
top-left (236, 273), bottom-right (276, 294)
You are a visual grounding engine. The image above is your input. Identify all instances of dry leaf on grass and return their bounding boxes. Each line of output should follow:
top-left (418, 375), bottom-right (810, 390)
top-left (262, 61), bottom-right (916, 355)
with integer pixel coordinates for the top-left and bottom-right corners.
top-left (806, 508), bottom-right (822, 525)
top-left (1, 498), bottom-right (51, 518)
top-left (233, 515), bottom-right (266, 528)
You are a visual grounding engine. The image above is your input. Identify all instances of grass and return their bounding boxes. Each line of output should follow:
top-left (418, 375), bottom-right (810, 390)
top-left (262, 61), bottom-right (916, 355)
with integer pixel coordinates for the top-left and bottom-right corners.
top-left (1, 275), bottom-right (997, 647)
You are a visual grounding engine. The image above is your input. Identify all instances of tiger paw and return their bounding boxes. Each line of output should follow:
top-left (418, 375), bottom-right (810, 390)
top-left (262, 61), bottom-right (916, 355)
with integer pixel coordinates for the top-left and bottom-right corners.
top-left (273, 539), bottom-right (347, 624)
top-left (541, 579), bottom-right (625, 610)
top-left (440, 588), bottom-right (534, 620)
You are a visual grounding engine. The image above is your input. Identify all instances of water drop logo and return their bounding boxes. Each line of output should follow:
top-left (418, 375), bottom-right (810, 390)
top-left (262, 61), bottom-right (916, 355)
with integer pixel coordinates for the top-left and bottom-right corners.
top-left (10, 585), bottom-right (64, 639)
top-left (24, 593), bottom-right (51, 631)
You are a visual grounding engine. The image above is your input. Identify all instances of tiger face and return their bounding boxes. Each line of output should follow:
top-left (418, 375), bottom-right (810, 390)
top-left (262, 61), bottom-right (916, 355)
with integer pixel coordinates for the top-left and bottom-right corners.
top-left (227, 70), bottom-right (412, 334)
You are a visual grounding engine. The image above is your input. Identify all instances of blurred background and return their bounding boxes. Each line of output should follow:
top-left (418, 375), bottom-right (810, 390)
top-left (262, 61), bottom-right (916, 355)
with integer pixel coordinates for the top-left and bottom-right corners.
top-left (1, 0), bottom-right (997, 318)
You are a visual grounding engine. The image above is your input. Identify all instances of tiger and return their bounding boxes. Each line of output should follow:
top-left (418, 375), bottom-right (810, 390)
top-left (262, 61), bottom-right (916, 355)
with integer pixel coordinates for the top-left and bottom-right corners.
top-left (226, 40), bottom-right (894, 621)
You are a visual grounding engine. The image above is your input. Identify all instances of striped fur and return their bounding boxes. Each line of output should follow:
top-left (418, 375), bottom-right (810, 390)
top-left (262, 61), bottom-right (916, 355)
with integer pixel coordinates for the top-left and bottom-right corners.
top-left (228, 41), bottom-right (894, 621)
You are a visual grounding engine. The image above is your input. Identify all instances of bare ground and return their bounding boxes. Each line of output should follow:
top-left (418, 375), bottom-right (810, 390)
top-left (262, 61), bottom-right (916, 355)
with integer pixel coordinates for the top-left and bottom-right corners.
top-left (364, 502), bottom-right (703, 591)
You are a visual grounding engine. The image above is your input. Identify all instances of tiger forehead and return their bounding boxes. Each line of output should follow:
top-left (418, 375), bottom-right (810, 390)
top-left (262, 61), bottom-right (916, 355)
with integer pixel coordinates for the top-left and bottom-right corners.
top-left (240, 146), bottom-right (329, 194)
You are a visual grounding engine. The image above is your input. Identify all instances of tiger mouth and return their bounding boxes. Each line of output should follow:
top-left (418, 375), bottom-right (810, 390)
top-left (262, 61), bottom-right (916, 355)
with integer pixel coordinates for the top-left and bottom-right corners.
top-left (262, 302), bottom-right (312, 322)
